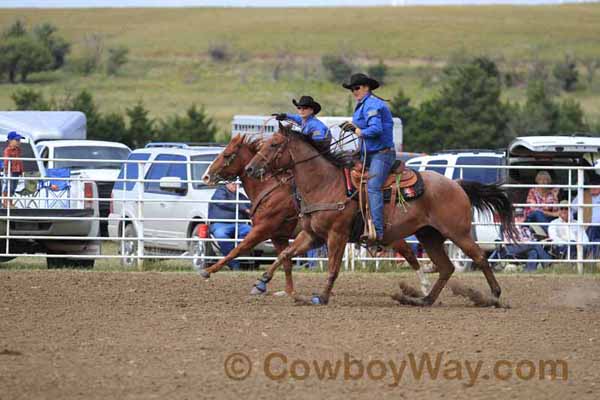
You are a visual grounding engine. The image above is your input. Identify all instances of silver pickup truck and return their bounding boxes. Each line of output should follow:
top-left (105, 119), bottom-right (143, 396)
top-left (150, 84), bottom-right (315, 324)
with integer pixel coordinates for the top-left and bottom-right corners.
top-left (0, 138), bottom-right (100, 268)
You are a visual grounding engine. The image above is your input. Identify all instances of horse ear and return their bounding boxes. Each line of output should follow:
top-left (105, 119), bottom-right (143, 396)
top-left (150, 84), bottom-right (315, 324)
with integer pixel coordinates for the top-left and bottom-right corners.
top-left (278, 121), bottom-right (284, 132)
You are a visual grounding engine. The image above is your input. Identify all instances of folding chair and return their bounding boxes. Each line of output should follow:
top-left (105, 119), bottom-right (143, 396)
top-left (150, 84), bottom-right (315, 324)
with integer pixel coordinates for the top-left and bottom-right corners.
top-left (38, 168), bottom-right (71, 208)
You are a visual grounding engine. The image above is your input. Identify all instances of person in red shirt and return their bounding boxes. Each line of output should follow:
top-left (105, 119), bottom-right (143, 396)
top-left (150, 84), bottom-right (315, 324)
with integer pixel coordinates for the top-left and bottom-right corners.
top-left (3, 131), bottom-right (24, 208)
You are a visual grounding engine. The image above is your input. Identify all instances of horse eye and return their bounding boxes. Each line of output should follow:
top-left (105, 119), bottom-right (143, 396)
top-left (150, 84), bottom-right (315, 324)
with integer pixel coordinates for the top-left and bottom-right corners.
top-left (270, 143), bottom-right (278, 148)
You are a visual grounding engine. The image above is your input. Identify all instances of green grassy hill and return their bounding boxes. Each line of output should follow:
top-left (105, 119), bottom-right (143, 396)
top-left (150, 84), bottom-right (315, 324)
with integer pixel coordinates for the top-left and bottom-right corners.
top-left (1, 5), bottom-right (599, 139)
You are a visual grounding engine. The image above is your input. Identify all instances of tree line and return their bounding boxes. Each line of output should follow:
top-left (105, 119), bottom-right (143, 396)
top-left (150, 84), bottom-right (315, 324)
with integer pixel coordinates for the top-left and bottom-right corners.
top-left (388, 57), bottom-right (595, 153)
top-left (0, 20), bottom-right (129, 82)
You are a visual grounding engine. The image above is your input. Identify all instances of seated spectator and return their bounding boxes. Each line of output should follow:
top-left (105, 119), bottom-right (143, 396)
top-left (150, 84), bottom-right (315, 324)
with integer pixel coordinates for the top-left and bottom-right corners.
top-left (208, 183), bottom-right (252, 270)
top-left (306, 244), bottom-right (328, 270)
top-left (501, 207), bottom-right (552, 272)
top-left (548, 200), bottom-right (589, 259)
top-left (571, 182), bottom-right (600, 257)
top-left (524, 171), bottom-right (559, 231)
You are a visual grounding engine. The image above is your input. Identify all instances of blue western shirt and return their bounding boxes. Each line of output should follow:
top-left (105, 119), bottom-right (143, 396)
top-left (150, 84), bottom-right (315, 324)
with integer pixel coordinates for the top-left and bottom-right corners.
top-left (352, 93), bottom-right (394, 154)
top-left (208, 186), bottom-right (250, 223)
top-left (286, 114), bottom-right (331, 142)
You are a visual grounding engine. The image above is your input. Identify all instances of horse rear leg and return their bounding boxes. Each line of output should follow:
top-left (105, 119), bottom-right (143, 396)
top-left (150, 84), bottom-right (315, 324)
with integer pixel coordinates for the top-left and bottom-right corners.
top-left (391, 239), bottom-right (431, 295)
top-left (451, 235), bottom-right (501, 299)
top-left (394, 229), bottom-right (453, 306)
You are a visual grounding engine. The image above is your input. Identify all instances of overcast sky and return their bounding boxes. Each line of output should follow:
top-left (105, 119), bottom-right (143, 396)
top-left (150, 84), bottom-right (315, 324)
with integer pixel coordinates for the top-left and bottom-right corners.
top-left (1, 1), bottom-right (597, 8)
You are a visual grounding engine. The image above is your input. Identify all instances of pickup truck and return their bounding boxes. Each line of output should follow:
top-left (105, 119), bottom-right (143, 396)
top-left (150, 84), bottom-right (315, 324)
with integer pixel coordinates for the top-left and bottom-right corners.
top-left (0, 138), bottom-right (100, 268)
top-left (36, 140), bottom-right (131, 235)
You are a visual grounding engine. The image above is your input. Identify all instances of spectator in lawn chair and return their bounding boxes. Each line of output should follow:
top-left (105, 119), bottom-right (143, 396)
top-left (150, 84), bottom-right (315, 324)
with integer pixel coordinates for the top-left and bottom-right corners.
top-left (549, 200), bottom-right (589, 259)
top-left (208, 182), bottom-right (252, 270)
top-left (2, 131), bottom-right (24, 208)
top-left (497, 207), bottom-right (552, 272)
top-left (524, 171), bottom-right (559, 231)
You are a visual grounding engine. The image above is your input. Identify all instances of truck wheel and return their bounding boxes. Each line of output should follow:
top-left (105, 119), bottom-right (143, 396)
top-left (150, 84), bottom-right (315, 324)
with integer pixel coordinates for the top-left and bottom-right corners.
top-left (120, 224), bottom-right (139, 268)
top-left (189, 224), bottom-right (214, 272)
top-left (47, 258), bottom-right (94, 269)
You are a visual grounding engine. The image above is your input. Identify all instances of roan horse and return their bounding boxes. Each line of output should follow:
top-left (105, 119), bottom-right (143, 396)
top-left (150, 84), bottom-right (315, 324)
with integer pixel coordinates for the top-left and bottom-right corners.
top-left (245, 125), bottom-right (517, 306)
top-left (200, 134), bottom-right (431, 295)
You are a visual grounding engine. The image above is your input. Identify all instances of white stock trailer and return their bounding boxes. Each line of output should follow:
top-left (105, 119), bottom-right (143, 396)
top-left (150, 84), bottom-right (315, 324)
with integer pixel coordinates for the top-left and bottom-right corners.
top-left (0, 111), bottom-right (101, 267)
top-left (231, 115), bottom-right (403, 153)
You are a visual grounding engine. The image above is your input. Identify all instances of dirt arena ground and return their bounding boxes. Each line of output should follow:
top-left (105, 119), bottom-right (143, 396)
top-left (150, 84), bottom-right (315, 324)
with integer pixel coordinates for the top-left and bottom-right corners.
top-left (1, 270), bottom-right (599, 400)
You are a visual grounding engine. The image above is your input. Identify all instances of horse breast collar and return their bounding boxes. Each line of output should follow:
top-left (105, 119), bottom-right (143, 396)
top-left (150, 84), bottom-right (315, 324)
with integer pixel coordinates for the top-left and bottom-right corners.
top-left (249, 173), bottom-right (295, 218)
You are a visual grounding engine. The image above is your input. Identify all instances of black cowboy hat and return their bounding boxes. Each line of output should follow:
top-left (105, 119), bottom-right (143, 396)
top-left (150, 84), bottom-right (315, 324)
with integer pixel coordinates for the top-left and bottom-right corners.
top-left (342, 73), bottom-right (380, 91)
top-left (292, 96), bottom-right (321, 115)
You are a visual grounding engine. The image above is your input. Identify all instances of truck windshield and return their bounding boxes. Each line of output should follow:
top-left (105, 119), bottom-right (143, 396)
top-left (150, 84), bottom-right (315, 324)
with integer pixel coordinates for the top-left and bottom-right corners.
top-left (191, 154), bottom-right (218, 189)
top-left (54, 146), bottom-right (130, 169)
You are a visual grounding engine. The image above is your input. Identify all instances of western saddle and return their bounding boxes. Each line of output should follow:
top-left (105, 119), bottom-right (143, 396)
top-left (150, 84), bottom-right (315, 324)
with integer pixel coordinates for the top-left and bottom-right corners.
top-left (349, 160), bottom-right (417, 191)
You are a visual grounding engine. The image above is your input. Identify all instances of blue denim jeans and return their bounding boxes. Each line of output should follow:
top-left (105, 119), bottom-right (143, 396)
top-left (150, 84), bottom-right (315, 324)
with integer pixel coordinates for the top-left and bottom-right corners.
top-left (505, 244), bottom-right (552, 272)
top-left (587, 226), bottom-right (600, 257)
top-left (366, 150), bottom-right (396, 238)
top-left (210, 223), bottom-right (252, 270)
top-left (525, 210), bottom-right (554, 233)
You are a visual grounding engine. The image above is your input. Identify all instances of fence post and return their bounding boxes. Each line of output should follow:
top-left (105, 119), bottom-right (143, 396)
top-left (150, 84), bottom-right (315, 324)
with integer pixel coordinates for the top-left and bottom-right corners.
top-left (5, 162), bottom-right (11, 255)
top-left (344, 244), bottom-right (349, 271)
top-left (577, 168), bottom-right (584, 275)
top-left (136, 161), bottom-right (145, 269)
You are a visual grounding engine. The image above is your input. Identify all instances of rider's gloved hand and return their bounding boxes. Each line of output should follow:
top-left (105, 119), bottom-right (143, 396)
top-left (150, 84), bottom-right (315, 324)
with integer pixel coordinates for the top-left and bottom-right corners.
top-left (340, 121), bottom-right (357, 133)
top-left (272, 113), bottom-right (287, 121)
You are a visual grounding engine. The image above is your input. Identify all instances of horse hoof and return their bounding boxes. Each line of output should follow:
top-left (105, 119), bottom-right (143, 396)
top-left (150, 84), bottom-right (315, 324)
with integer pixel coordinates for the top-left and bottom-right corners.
top-left (292, 294), bottom-right (316, 305)
top-left (199, 270), bottom-right (210, 280)
top-left (391, 292), bottom-right (428, 307)
top-left (250, 286), bottom-right (267, 296)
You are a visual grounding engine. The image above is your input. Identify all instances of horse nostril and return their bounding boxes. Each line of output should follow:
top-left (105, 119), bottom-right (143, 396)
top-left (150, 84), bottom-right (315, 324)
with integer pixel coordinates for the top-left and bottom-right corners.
top-left (202, 174), bottom-right (211, 184)
top-left (245, 165), bottom-right (254, 175)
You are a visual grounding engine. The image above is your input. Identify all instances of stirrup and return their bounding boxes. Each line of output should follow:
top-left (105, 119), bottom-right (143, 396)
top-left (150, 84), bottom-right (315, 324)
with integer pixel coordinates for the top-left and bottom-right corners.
top-left (359, 233), bottom-right (383, 247)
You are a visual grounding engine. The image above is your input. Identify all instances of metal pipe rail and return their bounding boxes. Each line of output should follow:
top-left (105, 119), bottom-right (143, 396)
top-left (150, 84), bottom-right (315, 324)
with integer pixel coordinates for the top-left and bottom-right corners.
top-left (1, 155), bottom-right (599, 274)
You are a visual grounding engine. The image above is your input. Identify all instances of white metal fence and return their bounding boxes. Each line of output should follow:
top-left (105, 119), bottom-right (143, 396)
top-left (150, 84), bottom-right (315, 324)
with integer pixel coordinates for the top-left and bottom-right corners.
top-left (1, 156), bottom-right (599, 274)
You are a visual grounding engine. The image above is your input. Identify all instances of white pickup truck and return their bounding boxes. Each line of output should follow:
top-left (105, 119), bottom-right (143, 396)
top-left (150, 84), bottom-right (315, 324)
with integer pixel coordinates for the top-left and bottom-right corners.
top-left (0, 111), bottom-right (101, 267)
top-left (36, 140), bottom-right (131, 235)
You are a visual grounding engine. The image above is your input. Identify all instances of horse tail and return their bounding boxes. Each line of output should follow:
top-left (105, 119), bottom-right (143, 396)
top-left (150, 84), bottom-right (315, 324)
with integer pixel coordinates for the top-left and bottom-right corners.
top-left (457, 180), bottom-right (518, 242)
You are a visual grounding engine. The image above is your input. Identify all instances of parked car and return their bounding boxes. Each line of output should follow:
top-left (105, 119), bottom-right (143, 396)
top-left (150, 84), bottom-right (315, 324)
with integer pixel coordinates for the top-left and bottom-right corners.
top-left (406, 150), bottom-right (506, 271)
top-left (108, 143), bottom-right (272, 269)
top-left (0, 136), bottom-right (100, 268)
top-left (36, 140), bottom-right (131, 235)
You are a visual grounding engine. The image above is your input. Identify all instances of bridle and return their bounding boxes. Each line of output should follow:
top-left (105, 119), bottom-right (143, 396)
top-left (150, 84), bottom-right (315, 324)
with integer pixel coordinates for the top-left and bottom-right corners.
top-left (252, 133), bottom-right (296, 177)
top-left (211, 141), bottom-right (242, 182)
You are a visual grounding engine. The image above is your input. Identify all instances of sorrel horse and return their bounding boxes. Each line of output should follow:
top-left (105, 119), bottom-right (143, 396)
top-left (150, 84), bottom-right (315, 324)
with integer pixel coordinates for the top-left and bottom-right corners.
top-left (245, 125), bottom-right (517, 306)
top-left (200, 134), bottom-right (431, 295)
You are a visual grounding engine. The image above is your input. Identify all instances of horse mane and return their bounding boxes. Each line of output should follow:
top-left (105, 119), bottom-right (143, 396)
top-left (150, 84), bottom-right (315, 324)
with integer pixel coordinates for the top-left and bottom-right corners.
top-left (278, 124), bottom-right (354, 168)
top-left (241, 133), bottom-right (263, 152)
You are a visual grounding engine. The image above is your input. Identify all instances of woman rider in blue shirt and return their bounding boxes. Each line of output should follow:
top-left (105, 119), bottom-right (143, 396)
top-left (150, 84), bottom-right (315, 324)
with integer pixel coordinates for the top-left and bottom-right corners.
top-left (341, 73), bottom-right (395, 243)
top-left (273, 96), bottom-right (332, 152)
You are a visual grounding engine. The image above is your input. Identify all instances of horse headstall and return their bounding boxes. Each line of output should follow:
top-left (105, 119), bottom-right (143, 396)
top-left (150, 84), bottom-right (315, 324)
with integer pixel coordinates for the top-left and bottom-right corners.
top-left (255, 134), bottom-right (294, 172)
